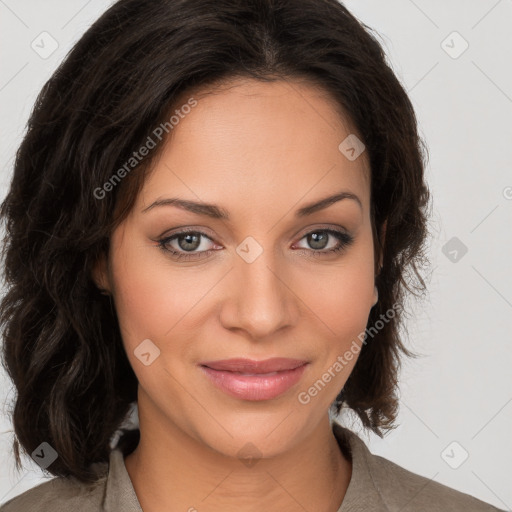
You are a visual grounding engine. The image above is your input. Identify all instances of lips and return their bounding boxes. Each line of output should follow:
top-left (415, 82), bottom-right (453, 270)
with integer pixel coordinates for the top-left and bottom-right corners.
top-left (199, 357), bottom-right (309, 401)
top-left (200, 357), bottom-right (308, 374)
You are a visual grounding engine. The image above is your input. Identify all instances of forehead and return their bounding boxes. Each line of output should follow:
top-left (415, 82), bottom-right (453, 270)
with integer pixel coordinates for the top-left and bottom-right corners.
top-left (137, 78), bottom-right (371, 215)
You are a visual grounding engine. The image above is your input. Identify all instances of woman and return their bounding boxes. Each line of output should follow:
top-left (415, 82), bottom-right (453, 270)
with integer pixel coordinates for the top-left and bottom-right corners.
top-left (0, 0), bottom-right (504, 510)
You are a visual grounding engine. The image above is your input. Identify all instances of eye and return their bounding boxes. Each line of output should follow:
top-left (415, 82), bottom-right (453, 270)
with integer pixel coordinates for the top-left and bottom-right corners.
top-left (157, 229), bottom-right (217, 261)
top-left (156, 227), bottom-right (354, 262)
top-left (293, 228), bottom-right (354, 257)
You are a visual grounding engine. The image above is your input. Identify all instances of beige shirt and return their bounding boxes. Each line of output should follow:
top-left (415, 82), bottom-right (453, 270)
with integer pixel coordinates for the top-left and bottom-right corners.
top-left (0, 421), bottom-right (504, 511)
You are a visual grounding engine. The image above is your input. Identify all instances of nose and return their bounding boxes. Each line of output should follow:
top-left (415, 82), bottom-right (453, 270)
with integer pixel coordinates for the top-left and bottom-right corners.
top-left (219, 248), bottom-right (299, 340)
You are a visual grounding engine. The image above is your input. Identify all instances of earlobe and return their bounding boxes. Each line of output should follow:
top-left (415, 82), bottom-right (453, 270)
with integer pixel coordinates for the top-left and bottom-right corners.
top-left (91, 253), bottom-right (111, 295)
top-left (372, 285), bottom-right (379, 307)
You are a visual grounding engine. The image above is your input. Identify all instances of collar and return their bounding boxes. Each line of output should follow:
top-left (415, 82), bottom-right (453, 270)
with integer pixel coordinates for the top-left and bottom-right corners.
top-left (332, 420), bottom-right (389, 511)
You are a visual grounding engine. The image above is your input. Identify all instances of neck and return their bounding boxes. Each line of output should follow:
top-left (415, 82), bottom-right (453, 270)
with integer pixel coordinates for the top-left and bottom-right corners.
top-left (124, 408), bottom-right (352, 512)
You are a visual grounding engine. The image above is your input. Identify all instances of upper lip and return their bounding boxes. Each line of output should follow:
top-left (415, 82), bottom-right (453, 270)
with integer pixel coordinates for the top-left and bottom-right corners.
top-left (200, 357), bottom-right (308, 373)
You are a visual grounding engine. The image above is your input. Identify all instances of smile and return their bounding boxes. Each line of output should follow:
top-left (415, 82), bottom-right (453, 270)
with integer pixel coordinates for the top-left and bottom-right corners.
top-left (199, 358), bottom-right (309, 401)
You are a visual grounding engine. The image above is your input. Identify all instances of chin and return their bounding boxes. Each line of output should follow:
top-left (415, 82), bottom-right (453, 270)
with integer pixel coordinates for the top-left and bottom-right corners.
top-left (186, 409), bottom-right (314, 461)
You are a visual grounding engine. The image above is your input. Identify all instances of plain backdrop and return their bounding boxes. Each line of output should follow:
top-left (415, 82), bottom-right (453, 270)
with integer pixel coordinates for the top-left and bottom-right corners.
top-left (0, 0), bottom-right (511, 509)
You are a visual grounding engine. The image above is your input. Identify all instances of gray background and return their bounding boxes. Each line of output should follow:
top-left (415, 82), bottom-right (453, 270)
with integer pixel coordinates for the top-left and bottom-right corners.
top-left (1, 0), bottom-right (511, 509)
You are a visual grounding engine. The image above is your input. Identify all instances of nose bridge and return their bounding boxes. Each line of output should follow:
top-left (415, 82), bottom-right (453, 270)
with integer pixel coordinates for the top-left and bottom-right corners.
top-left (222, 237), bottom-right (296, 338)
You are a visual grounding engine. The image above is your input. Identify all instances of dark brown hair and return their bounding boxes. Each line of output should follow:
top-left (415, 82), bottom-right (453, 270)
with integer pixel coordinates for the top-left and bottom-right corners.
top-left (0, 0), bottom-right (430, 483)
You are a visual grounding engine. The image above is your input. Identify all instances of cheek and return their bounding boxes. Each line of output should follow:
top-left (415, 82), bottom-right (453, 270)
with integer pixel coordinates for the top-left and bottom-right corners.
top-left (109, 244), bottom-right (205, 402)
top-left (328, 276), bottom-right (372, 340)
top-left (109, 240), bottom-right (199, 350)
top-left (300, 276), bottom-right (372, 387)
top-left (293, 261), bottom-right (374, 406)
top-left (296, 245), bottom-right (375, 338)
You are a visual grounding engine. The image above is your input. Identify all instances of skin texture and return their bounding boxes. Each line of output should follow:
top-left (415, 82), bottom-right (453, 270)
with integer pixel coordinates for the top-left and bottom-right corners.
top-left (94, 77), bottom-right (380, 512)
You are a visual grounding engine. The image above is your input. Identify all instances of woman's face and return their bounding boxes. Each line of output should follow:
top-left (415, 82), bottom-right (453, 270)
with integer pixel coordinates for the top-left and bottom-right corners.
top-left (98, 78), bottom-right (378, 458)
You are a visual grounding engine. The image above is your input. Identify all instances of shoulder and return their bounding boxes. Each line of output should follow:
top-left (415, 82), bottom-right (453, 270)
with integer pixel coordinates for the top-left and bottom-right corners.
top-left (333, 423), bottom-right (504, 511)
top-left (367, 450), bottom-right (503, 511)
top-left (0, 465), bottom-right (108, 512)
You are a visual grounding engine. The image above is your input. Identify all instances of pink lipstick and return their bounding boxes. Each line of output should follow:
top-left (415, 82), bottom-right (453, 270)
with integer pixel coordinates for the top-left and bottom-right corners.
top-left (199, 357), bottom-right (309, 401)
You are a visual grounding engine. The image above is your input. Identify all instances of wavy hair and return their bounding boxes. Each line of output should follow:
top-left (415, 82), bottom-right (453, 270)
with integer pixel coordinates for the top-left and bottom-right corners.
top-left (0, 0), bottom-right (430, 483)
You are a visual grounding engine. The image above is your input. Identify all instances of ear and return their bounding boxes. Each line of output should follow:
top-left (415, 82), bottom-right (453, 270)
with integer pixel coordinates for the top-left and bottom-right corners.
top-left (91, 252), bottom-right (111, 294)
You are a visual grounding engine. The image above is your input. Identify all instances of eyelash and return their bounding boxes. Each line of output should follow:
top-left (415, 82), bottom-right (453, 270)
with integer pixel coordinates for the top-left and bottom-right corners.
top-left (156, 227), bottom-right (354, 262)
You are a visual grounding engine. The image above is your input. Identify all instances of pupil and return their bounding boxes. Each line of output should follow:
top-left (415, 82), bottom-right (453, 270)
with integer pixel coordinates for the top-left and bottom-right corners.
top-left (309, 232), bottom-right (327, 249)
top-left (180, 233), bottom-right (200, 251)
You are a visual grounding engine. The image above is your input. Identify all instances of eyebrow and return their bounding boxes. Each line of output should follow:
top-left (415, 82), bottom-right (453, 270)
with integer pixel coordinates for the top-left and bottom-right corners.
top-left (141, 191), bottom-right (362, 219)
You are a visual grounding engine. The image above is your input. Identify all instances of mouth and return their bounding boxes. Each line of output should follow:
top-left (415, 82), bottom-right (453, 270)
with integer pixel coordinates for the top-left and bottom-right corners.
top-left (199, 357), bottom-right (309, 401)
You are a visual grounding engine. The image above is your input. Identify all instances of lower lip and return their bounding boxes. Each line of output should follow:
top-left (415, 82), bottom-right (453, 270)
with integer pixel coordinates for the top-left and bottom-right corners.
top-left (200, 363), bottom-right (309, 401)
